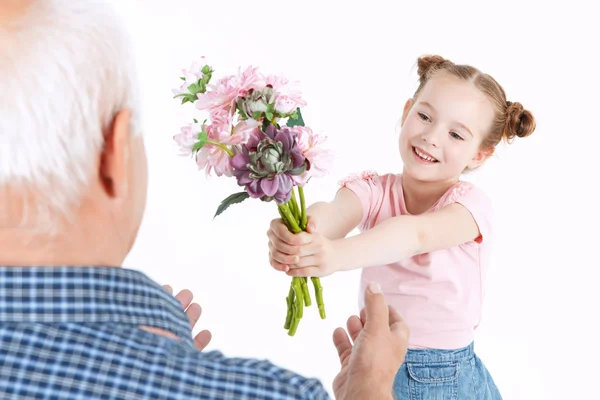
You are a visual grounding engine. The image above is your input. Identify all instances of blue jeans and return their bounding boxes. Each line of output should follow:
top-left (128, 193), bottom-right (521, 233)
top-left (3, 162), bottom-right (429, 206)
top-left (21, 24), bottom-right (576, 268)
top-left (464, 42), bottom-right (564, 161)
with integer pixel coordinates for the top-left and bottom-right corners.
top-left (393, 342), bottom-right (502, 399)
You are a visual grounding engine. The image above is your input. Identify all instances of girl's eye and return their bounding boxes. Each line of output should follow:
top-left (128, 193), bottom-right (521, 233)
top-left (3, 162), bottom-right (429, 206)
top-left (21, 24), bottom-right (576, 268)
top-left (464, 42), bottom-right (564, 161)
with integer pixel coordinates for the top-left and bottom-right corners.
top-left (418, 112), bottom-right (430, 122)
top-left (450, 132), bottom-right (464, 141)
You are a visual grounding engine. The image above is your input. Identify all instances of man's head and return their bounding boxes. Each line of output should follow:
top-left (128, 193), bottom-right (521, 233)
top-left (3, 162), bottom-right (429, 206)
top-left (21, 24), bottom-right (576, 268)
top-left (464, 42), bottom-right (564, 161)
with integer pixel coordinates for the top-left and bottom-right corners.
top-left (0, 0), bottom-right (147, 267)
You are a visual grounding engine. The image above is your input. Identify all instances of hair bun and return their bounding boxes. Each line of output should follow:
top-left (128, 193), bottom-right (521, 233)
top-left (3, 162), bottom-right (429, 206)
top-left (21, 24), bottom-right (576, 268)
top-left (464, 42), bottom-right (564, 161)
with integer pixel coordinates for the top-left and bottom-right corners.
top-left (505, 101), bottom-right (536, 139)
top-left (417, 55), bottom-right (449, 80)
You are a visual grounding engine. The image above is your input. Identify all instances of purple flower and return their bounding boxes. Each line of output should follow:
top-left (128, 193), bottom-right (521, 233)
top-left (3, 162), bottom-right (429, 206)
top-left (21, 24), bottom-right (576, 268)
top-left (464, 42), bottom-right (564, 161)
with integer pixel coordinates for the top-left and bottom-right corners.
top-left (232, 124), bottom-right (307, 204)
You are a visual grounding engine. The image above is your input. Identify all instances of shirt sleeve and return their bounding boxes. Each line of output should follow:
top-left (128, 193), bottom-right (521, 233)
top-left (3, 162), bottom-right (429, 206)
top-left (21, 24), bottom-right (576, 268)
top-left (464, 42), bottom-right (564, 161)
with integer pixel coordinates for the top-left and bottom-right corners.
top-left (338, 170), bottom-right (386, 231)
top-left (442, 182), bottom-right (493, 244)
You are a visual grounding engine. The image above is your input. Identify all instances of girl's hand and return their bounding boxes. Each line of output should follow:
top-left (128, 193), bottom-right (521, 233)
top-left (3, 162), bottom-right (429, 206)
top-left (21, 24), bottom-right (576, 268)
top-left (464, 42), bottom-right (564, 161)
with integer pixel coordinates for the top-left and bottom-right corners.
top-left (267, 217), bottom-right (312, 273)
top-left (268, 216), bottom-right (341, 277)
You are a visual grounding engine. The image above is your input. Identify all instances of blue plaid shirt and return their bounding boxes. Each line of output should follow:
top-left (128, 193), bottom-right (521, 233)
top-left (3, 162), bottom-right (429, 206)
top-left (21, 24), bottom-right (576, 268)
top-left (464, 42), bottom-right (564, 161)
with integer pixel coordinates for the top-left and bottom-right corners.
top-left (0, 267), bottom-right (330, 400)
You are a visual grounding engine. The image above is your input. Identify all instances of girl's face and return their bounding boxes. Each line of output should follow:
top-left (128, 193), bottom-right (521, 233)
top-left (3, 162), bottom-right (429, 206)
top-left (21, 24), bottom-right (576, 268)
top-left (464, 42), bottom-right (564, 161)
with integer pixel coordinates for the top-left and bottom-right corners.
top-left (398, 72), bottom-right (496, 183)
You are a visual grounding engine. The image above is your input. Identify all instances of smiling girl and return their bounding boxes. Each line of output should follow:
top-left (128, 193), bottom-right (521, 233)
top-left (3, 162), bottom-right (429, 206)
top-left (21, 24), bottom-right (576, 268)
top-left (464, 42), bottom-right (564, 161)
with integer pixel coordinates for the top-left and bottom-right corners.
top-left (266, 55), bottom-right (536, 399)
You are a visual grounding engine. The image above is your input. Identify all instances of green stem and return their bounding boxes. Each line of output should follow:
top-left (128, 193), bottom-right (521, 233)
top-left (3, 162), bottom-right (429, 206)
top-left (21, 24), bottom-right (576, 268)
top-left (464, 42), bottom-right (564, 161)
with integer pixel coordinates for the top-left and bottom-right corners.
top-left (277, 191), bottom-right (327, 336)
top-left (311, 277), bottom-right (326, 319)
top-left (301, 277), bottom-right (311, 306)
top-left (277, 203), bottom-right (301, 233)
top-left (292, 277), bottom-right (304, 319)
top-left (278, 207), bottom-right (291, 230)
top-left (288, 306), bottom-right (299, 336)
top-left (289, 188), bottom-right (301, 222)
top-left (287, 278), bottom-right (304, 336)
top-left (206, 140), bottom-right (234, 157)
top-left (284, 285), bottom-right (294, 330)
top-left (298, 186), bottom-right (307, 230)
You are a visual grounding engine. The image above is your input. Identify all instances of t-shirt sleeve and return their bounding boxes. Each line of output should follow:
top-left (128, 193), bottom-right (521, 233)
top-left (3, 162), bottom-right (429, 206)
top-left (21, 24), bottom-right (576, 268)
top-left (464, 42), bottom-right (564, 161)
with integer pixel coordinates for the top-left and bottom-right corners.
top-left (338, 170), bottom-right (386, 231)
top-left (443, 182), bottom-right (493, 244)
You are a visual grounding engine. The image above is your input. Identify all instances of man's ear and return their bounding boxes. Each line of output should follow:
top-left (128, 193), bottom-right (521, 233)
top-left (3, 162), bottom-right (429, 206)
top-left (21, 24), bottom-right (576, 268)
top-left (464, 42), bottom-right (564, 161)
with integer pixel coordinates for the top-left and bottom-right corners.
top-left (100, 109), bottom-right (131, 199)
top-left (401, 98), bottom-right (413, 126)
top-left (467, 147), bottom-right (494, 170)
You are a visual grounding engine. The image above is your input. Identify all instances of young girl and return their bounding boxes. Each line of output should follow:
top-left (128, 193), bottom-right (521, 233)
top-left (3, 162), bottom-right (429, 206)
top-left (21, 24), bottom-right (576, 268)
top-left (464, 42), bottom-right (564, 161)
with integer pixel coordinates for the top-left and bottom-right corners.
top-left (266, 54), bottom-right (536, 399)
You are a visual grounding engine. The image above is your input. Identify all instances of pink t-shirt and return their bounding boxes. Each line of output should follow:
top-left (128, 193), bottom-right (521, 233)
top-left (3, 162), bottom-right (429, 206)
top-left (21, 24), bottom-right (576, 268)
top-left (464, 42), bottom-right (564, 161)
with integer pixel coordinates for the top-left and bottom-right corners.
top-left (340, 171), bottom-right (493, 350)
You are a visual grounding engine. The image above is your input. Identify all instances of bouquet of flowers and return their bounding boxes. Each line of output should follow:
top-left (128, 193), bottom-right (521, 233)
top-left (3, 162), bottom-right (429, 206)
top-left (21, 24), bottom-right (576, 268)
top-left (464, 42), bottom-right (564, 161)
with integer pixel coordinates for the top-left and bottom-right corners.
top-left (172, 58), bottom-right (334, 336)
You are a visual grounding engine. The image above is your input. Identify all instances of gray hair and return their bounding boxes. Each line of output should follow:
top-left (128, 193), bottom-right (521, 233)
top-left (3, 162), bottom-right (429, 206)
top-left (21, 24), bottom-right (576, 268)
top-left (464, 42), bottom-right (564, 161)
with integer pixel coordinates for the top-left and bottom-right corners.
top-left (0, 0), bottom-right (142, 233)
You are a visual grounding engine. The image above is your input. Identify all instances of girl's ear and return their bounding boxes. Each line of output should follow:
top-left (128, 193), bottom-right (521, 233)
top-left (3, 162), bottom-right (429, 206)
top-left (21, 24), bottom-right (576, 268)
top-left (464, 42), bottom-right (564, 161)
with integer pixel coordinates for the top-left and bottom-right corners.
top-left (467, 147), bottom-right (493, 169)
top-left (401, 98), bottom-right (413, 126)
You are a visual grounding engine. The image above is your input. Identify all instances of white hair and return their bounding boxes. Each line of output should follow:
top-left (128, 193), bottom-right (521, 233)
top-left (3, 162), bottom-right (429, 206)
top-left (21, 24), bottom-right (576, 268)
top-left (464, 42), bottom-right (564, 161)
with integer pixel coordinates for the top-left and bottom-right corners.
top-left (0, 0), bottom-right (142, 232)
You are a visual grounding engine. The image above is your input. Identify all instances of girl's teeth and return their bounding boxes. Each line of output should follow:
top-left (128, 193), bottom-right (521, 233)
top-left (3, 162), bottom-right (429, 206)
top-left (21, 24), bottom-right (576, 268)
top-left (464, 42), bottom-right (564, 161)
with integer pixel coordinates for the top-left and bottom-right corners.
top-left (415, 148), bottom-right (437, 162)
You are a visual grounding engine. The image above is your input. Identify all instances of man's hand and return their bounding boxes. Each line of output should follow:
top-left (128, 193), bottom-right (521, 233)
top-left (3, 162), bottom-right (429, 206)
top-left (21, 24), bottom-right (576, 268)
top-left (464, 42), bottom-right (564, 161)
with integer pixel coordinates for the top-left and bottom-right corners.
top-left (140, 285), bottom-right (212, 351)
top-left (332, 282), bottom-right (409, 400)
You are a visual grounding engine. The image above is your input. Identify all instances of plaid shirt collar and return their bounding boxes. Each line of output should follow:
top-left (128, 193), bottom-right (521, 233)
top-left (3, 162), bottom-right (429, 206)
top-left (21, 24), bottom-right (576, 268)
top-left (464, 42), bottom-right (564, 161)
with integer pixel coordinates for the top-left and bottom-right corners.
top-left (0, 266), bottom-right (194, 348)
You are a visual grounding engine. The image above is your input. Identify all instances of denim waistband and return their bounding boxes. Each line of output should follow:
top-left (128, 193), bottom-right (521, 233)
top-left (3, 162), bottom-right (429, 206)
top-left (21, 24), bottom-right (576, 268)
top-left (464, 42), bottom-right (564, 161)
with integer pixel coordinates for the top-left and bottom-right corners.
top-left (403, 342), bottom-right (474, 364)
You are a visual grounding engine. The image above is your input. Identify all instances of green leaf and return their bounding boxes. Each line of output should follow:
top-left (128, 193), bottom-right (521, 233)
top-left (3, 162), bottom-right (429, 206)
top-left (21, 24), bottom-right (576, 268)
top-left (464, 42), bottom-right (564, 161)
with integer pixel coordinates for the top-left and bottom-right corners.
top-left (201, 65), bottom-right (211, 75)
top-left (252, 111), bottom-right (262, 120)
top-left (180, 77), bottom-right (186, 81)
top-left (265, 110), bottom-right (273, 121)
top-left (192, 131), bottom-right (208, 152)
top-left (214, 191), bottom-right (250, 218)
top-left (175, 93), bottom-right (198, 104)
top-left (197, 130), bottom-right (208, 144)
top-left (285, 108), bottom-right (305, 127)
top-left (187, 83), bottom-right (201, 95)
top-left (193, 118), bottom-right (198, 123)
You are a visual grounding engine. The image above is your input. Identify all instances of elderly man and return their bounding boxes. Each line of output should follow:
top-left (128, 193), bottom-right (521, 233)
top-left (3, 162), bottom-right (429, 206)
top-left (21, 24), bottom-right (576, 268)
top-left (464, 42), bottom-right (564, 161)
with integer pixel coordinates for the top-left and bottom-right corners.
top-left (0, 0), bottom-right (409, 399)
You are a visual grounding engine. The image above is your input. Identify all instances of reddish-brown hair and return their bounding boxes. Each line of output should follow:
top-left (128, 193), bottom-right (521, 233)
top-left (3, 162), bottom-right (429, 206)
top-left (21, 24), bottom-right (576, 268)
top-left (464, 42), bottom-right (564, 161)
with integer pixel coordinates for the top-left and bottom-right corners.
top-left (413, 55), bottom-right (536, 151)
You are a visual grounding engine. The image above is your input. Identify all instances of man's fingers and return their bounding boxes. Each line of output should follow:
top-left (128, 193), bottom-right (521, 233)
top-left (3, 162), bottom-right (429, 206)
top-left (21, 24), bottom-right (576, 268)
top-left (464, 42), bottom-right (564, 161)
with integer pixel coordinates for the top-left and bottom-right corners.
top-left (388, 305), bottom-right (403, 326)
top-left (194, 329), bottom-right (212, 351)
top-left (175, 289), bottom-right (194, 310)
top-left (388, 305), bottom-right (410, 340)
top-left (163, 285), bottom-right (173, 294)
top-left (363, 282), bottom-right (389, 333)
top-left (390, 320), bottom-right (410, 341)
top-left (186, 302), bottom-right (202, 328)
top-left (332, 327), bottom-right (352, 366)
top-left (346, 315), bottom-right (363, 343)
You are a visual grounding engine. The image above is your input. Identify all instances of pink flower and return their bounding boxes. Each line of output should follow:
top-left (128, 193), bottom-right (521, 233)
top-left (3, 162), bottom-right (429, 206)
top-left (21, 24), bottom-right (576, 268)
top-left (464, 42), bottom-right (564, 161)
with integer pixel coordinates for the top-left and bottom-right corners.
top-left (195, 74), bottom-right (239, 115)
top-left (209, 106), bottom-right (234, 126)
top-left (274, 97), bottom-right (298, 115)
top-left (237, 66), bottom-right (266, 93)
top-left (172, 57), bottom-right (209, 96)
top-left (231, 119), bottom-right (261, 144)
top-left (196, 66), bottom-right (265, 117)
top-left (290, 126), bottom-right (334, 184)
top-left (195, 119), bottom-right (259, 177)
top-left (173, 122), bottom-right (204, 156)
top-left (265, 74), bottom-right (307, 116)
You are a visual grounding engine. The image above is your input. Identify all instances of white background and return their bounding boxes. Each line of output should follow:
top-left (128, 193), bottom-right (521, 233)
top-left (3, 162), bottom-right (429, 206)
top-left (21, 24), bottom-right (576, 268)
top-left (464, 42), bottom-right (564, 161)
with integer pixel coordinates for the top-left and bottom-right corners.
top-left (111, 1), bottom-right (599, 398)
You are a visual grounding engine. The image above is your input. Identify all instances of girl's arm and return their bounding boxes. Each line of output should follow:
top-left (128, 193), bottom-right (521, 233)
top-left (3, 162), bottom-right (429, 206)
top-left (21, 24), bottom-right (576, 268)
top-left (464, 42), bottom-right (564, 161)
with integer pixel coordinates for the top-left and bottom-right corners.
top-left (267, 187), bottom-right (364, 273)
top-left (304, 187), bottom-right (364, 240)
top-left (333, 202), bottom-right (481, 272)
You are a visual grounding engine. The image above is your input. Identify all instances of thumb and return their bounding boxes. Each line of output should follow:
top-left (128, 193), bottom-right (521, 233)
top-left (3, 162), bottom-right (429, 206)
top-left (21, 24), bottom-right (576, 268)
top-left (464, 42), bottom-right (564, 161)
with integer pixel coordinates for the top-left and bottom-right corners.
top-left (363, 282), bottom-right (389, 333)
top-left (306, 216), bottom-right (317, 233)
